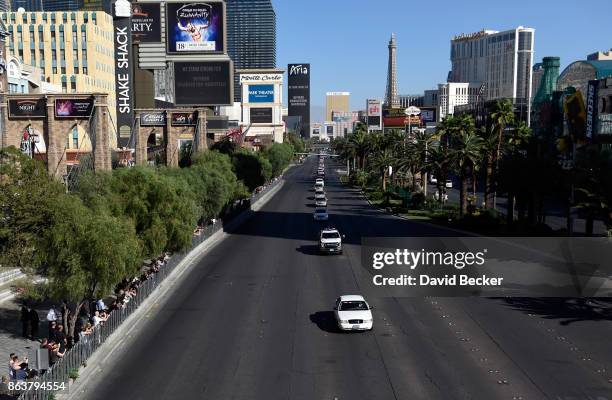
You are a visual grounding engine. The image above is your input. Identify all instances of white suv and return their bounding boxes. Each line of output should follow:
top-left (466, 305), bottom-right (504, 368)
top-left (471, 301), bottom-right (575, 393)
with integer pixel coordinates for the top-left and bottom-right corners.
top-left (319, 227), bottom-right (343, 254)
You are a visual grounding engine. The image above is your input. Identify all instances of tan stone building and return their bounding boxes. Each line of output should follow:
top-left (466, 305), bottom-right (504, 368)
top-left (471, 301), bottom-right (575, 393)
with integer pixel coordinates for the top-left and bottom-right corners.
top-left (1, 9), bottom-right (116, 147)
top-left (325, 91), bottom-right (349, 121)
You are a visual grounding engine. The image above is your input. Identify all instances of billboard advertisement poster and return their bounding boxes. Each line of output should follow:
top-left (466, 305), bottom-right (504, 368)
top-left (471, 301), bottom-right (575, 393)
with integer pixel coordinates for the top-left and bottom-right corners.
top-left (131, 3), bottom-right (161, 43)
top-left (420, 107), bottom-right (437, 124)
top-left (367, 99), bottom-right (382, 129)
top-left (171, 112), bottom-right (198, 126)
top-left (288, 63), bottom-right (310, 137)
top-left (248, 85), bottom-right (274, 103)
top-left (326, 125), bottom-right (333, 135)
top-left (166, 2), bottom-right (224, 54)
top-left (383, 108), bottom-right (408, 128)
top-left (55, 98), bottom-right (94, 118)
top-left (8, 98), bottom-right (46, 118)
top-left (173, 61), bottom-right (232, 106)
top-left (586, 80), bottom-right (599, 140)
top-left (250, 107), bottom-right (272, 124)
top-left (140, 112), bottom-right (167, 126)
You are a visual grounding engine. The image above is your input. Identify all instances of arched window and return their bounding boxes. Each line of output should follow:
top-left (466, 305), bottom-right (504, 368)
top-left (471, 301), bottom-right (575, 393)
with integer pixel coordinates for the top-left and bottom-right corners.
top-left (67, 126), bottom-right (78, 149)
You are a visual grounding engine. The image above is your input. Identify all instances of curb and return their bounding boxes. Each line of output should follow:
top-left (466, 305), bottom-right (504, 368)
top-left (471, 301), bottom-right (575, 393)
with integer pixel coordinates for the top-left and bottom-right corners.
top-left (61, 174), bottom-right (287, 400)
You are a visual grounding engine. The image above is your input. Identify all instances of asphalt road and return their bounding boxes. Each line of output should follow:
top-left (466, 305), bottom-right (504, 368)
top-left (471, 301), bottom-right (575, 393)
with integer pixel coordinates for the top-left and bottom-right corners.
top-left (83, 156), bottom-right (612, 400)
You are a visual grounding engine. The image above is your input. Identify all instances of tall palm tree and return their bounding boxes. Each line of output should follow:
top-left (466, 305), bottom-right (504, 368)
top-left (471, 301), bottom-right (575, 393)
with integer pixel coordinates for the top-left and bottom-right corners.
top-left (452, 129), bottom-right (484, 217)
top-left (371, 146), bottom-right (396, 196)
top-left (348, 129), bottom-right (369, 170)
top-left (489, 99), bottom-right (515, 208)
top-left (427, 144), bottom-right (453, 206)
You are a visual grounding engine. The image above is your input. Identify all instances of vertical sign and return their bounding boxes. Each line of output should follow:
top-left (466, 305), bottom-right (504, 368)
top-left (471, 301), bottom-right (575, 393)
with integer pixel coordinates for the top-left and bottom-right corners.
top-left (114, 0), bottom-right (134, 147)
top-left (586, 80), bottom-right (599, 141)
top-left (288, 63), bottom-right (310, 138)
top-left (366, 99), bottom-right (382, 131)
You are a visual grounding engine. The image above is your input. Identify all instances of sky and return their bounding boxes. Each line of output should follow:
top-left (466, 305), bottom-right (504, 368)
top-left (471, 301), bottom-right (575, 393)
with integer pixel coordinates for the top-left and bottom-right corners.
top-left (271, 0), bottom-right (612, 123)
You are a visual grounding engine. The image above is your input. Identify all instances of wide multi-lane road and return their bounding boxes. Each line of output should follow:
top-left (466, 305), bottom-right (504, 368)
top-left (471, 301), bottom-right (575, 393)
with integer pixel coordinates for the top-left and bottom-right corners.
top-left (83, 156), bottom-right (612, 400)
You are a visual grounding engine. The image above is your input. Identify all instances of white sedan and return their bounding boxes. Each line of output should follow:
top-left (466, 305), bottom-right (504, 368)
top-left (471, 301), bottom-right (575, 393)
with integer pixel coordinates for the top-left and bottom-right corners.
top-left (334, 295), bottom-right (373, 331)
top-left (313, 208), bottom-right (329, 221)
top-left (315, 178), bottom-right (324, 187)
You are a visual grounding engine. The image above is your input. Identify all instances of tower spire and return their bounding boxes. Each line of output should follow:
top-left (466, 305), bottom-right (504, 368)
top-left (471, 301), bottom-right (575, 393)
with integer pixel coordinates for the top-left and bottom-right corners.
top-left (385, 33), bottom-right (400, 108)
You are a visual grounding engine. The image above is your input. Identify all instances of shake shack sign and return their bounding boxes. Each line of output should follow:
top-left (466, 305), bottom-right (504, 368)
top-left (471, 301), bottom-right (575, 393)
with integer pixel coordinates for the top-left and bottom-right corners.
top-left (8, 98), bottom-right (46, 118)
top-left (140, 112), bottom-right (167, 126)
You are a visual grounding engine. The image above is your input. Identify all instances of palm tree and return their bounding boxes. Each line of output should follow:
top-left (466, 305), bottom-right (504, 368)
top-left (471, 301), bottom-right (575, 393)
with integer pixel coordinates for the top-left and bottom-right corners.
top-left (489, 99), bottom-right (515, 208)
top-left (450, 116), bottom-right (484, 217)
top-left (348, 129), bottom-right (369, 170)
top-left (371, 146), bottom-right (396, 201)
top-left (427, 144), bottom-right (453, 207)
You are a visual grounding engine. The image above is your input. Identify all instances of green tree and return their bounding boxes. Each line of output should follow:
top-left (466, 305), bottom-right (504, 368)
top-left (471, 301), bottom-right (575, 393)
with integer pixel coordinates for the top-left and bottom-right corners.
top-left (264, 142), bottom-right (294, 177)
top-left (489, 99), bottom-right (515, 208)
top-left (232, 150), bottom-right (272, 191)
top-left (450, 121), bottom-right (484, 217)
top-left (0, 148), bottom-right (65, 272)
top-left (40, 194), bottom-right (141, 339)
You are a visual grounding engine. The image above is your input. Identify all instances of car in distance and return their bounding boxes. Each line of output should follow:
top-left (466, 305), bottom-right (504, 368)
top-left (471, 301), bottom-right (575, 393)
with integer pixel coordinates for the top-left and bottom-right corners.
top-left (319, 227), bottom-right (343, 254)
top-left (313, 207), bottom-right (329, 221)
top-left (430, 175), bottom-right (437, 184)
top-left (315, 178), bottom-right (324, 187)
top-left (445, 179), bottom-right (453, 188)
top-left (315, 186), bottom-right (325, 195)
top-left (315, 196), bottom-right (328, 207)
top-left (334, 295), bottom-right (373, 331)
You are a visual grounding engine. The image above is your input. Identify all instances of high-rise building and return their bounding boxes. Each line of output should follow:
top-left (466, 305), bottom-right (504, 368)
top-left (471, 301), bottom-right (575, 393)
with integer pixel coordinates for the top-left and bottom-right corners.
top-left (0, 0), bottom-right (8, 11)
top-left (42, 0), bottom-right (81, 11)
top-left (226, 0), bottom-right (276, 102)
top-left (438, 82), bottom-right (480, 121)
top-left (399, 94), bottom-right (424, 108)
top-left (449, 26), bottom-right (535, 101)
top-left (385, 33), bottom-right (400, 108)
top-left (325, 92), bottom-right (349, 121)
top-left (531, 62), bottom-right (544, 100)
top-left (1, 10), bottom-right (117, 126)
top-left (423, 89), bottom-right (439, 107)
top-left (10, 0), bottom-right (41, 11)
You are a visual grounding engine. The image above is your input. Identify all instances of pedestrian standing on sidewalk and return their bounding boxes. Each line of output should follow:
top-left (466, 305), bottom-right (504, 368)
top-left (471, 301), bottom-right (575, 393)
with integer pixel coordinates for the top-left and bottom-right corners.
top-left (20, 306), bottom-right (29, 338)
top-left (29, 308), bottom-right (40, 340)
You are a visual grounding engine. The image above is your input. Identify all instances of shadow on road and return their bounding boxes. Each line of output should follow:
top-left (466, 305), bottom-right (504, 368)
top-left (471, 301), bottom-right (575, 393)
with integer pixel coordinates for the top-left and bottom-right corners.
top-left (309, 311), bottom-right (340, 333)
top-left (497, 298), bottom-right (612, 325)
top-left (296, 245), bottom-right (321, 256)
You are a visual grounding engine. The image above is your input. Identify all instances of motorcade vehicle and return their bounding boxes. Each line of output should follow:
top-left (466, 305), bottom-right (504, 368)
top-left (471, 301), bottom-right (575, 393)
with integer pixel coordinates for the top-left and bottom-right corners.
top-left (334, 295), bottom-right (373, 331)
top-left (313, 208), bottom-right (329, 221)
top-left (319, 227), bottom-right (343, 254)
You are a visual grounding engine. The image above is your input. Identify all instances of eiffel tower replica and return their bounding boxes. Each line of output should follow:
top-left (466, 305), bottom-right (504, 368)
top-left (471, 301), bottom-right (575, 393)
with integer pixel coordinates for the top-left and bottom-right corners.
top-left (385, 33), bottom-right (400, 109)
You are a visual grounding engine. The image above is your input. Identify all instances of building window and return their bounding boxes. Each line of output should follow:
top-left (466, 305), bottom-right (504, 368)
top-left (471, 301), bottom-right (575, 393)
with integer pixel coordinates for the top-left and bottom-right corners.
top-left (72, 30), bottom-right (77, 45)
top-left (70, 77), bottom-right (76, 93)
top-left (62, 81), bottom-right (67, 93)
top-left (30, 49), bottom-right (35, 66)
top-left (72, 127), bottom-right (78, 148)
top-left (72, 49), bottom-right (78, 62)
top-left (51, 31), bottom-right (56, 48)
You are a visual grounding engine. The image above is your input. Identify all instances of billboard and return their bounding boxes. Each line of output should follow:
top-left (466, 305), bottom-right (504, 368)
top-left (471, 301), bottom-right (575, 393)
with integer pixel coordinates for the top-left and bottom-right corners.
top-left (367, 99), bottom-right (382, 130)
top-left (248, 85), bottom-right (274, 103)
top-left (166, 2), bottom-right (224, 54)
top-left (288, 63), bottom-right (310, 137)
top-left (326, 125), bottom-right (334, 135)
top-left (131, 3), bottom-right (161, 43)
top-left (170, 112), bottom-right (197, 126)
top-left (114, 4), bottom-right (134, 145)
top-left (250, 107), bottom-right (272, 124)
top-left (586, 80), bottom-right (599, 140)
top-left (55, 98), bottom-right (94, 118)
top-left (383, 108), bottom-right (408, 128)
top-left (140, 111), bottom-right (166, 126)
top-left (8, 98), bottom-right (46, 118)
top-left (173, 61), bottom-right (232, 106)
top-left (420, 107), bottom-right (437, 124)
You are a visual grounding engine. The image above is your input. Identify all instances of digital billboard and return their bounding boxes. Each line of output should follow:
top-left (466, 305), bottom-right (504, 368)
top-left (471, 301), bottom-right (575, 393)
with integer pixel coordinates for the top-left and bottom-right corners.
top-left (420, 107), bottom-right (437, 124)
top-left (250, 107), bottom-right (273, 124)
top-left (288, 63), bottom-right (310, 137)
top-left (55, 98), bottom-right (94, 118)
top-left (170, 112), bottom-right (197, 126)
top-left (131, 3), bottom-right (161, 43)
top-left (8, 98), bottom-right (46, 118)
top-left (382, 108), bottom-right (408, 128)
top-left (367, 99), bottom-right (382, 130)
top-left (173, 61), bottom-right (232, 106)
top-left (248, 85), bottom-right (274, 103)
top-left (166, 2), bottom-right (224, 54)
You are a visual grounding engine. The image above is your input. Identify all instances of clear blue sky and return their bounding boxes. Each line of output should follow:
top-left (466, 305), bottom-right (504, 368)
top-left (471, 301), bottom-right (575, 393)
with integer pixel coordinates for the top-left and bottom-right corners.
top-left (271, 0), bottom-right (611, 123)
